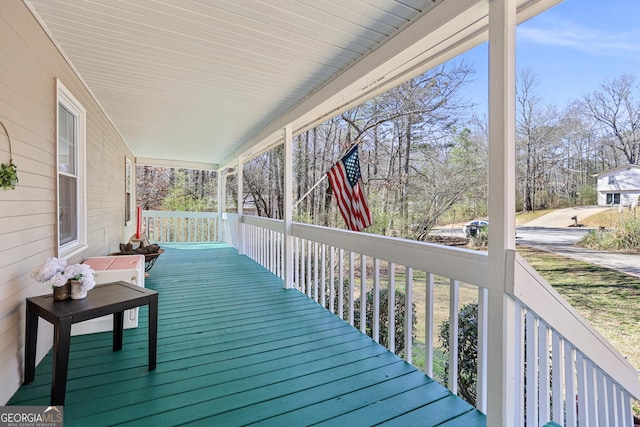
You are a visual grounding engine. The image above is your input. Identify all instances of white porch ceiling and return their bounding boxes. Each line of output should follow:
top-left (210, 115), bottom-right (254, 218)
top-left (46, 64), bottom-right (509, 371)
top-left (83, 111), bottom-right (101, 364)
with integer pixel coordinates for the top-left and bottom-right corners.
top-left (25, 0), bottom-right (560, 170)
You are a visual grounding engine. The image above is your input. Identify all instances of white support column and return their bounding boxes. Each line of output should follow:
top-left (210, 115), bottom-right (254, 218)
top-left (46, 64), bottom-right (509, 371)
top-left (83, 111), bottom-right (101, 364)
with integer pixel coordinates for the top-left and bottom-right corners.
top-left (487, 0), bottom-right (518, 425)
top-left (283, 127), bottom-right (294, 289)
top-left (476, 287), bottom-right (489, 413)
top-left (237, 160), bottom-right (244, 255)
top-left (217, 170), bottom-right (224, 216)
top-left (217, 170), bottom-right (225, 243)
top-left (217, 171), bottom-right (221, 217)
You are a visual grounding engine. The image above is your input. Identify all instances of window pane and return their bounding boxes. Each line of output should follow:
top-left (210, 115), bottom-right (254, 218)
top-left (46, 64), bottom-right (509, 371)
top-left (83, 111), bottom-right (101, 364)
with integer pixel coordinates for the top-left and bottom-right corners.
top-left (125, 192), bottom-right (132, 223)
top-left (58, 104), bottom-right (76, 175)
top-left (59, 174), bottom-right (78, 245)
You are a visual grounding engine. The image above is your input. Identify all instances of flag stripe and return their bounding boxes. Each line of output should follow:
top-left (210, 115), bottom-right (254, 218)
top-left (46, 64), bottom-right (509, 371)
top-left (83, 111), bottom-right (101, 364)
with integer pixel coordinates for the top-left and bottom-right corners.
top-left (327, 164), bottom-right (355, 230)
top-left (326, 146), bottom-right (372, 232)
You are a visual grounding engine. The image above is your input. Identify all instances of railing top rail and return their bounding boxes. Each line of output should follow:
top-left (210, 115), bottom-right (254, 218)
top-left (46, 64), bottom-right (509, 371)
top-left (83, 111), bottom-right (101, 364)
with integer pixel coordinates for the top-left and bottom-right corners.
top-left (142, 210), bottom-right (220, 219)
top-left (292, 222), bottom-right (488, 288)
top-left (242, 214), bottom-right (285, 232)
top-left (235, 214), bottom-right (488, 287)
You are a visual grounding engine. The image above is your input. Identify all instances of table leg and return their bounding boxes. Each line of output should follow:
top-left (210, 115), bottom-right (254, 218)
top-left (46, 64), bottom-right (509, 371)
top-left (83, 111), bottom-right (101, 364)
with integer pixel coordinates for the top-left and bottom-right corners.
top-left (24, 302), bottom-right (38, 384)
top-left (51, 316), bottom-right (72, 406)
top-left (113, 311), bottom-right (124, 351)
top-left (148, 294), bottom-right (158, 370)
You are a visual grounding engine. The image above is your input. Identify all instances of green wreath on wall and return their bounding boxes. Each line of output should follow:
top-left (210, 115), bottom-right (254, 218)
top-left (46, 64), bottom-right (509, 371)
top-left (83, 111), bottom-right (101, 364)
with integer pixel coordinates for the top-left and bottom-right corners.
top-left (0, 119), bottom-right (18, 191)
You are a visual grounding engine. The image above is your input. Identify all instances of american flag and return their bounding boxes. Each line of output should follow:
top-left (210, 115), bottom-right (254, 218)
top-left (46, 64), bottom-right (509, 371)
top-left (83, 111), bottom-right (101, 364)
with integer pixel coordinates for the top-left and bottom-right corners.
top-left (326, 145), bottom-right (372, 232)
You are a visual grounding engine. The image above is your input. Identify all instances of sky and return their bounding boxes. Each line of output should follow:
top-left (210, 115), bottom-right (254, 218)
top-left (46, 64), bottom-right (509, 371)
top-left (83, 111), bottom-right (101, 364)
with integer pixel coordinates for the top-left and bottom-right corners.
top-left (456, 0), bottom-right (640, 113)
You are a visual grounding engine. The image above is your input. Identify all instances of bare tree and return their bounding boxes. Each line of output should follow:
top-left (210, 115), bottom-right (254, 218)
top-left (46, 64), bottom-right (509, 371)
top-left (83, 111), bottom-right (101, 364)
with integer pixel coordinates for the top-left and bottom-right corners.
top-left (136, 166), bottom-right (216, 211)
top-left (136, 166), bottom-right (172, 210)
top-left (516, 70), bottom-right (563, 211)
top-left (242, 60), bottom-right (478, 237)
top-left (556, 103), bottom-right (601, 204)
top-left (583, 74), bottom-right (640, 165)
top-left (243, 147), bottom-right (284, 218)
top-left (411, 127), bottom-right (486, 239)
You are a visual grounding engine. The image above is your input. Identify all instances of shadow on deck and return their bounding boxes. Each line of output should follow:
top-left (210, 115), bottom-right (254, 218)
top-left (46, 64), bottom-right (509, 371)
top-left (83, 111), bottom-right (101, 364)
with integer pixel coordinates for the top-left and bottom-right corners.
top-left (9, 245), bottom-right (485, 426)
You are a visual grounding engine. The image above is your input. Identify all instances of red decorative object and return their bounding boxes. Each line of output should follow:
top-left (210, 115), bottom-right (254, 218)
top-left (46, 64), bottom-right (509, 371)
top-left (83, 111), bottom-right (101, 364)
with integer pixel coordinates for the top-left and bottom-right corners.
top-left (136, 206), bottom-right (142, 238)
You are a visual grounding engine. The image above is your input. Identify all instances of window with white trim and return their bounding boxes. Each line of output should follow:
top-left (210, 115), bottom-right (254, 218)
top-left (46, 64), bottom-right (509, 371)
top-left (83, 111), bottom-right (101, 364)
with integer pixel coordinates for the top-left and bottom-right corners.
top-left (57, 80), bottom-right (87, 257)
top-left (606, 193), bottom-right (620, 205)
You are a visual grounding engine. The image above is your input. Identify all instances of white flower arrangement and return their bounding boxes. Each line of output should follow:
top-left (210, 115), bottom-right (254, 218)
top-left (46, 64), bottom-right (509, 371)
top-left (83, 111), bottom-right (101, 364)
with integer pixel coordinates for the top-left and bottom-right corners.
top-left (64, 263), bottom-right (97, 292)
top-left (31, 257), bottom-right (96, 292)
top-left (31, 257), bottom-right (67, 287)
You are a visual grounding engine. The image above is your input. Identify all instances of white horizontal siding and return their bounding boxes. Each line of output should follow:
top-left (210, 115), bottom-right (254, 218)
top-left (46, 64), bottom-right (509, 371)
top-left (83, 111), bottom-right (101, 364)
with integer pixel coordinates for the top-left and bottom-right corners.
top-left (597, 167), bottom-right (640, 192)
top-left (0, 1), bottom-right (136, 405)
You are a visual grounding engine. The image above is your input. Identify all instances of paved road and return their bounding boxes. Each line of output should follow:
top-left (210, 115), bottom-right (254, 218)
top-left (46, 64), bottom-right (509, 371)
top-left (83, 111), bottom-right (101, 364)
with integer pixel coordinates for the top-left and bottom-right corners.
top-left (516, 226), bottom-right (590, 247)
top-left (516, 226), bottom-right (640, 278)
top-left (434, 209), bottom-right (640, 278)
top-left (515, 206), bottom-right (640, 278)
top-left (434, 225), bottom-right (592, 249)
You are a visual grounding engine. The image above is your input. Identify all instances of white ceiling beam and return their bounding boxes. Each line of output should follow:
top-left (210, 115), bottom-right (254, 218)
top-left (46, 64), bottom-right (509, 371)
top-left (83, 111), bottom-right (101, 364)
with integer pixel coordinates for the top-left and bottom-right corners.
top-left (135, 157), bottom-right (218, 171)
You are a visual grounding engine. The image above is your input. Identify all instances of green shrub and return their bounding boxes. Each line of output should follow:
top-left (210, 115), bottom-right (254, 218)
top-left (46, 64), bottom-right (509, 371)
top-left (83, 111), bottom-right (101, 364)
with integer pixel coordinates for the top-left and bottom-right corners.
top-left (577, 185), bottom-right (597, 206)
top-left (468, 231), bottom-right (488, 248)
top-left (325, 280), bottom-right (416, 357)
top-left (438, 302), bottom-right (542, 416)
top-left (439, 302), bottom-right (478, 406)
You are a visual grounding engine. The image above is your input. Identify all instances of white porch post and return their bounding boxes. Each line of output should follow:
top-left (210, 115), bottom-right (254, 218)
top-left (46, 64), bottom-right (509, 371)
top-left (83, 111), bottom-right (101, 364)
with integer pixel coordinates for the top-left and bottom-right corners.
top-left (217, 170), bottom-right (224, 216)
top-left (487, 0), bottom-right (517, 425)
top-left (283, 127), bottom-right (294, 289)
top-left (217, 169), bottom-right (225, 243)
top-left (237, 159), bottom-right (244, 255)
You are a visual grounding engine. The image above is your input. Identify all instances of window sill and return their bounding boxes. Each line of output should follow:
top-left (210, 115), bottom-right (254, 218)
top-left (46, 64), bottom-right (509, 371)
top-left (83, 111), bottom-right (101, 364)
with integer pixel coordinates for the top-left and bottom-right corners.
top-left (58, 244), bottom-right (89, 261)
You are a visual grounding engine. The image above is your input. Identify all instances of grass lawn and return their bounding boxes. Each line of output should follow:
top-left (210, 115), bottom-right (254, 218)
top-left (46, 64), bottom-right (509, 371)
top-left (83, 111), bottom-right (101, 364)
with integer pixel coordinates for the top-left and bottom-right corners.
top-left (580, 207), bottom-right (635, 228)
top-left (517, 245), bottom-right (640, 371)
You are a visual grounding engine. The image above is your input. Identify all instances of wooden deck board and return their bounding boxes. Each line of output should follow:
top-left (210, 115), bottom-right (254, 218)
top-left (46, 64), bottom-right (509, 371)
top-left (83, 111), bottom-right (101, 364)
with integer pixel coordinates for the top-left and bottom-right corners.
top-left (312, 381), bottom-right (452, 427)
top-left (9, 245), bottom-right (485, 426)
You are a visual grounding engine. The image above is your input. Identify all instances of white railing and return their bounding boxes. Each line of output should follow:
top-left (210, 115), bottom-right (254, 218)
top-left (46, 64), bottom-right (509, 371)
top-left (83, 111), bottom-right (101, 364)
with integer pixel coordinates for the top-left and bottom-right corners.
top-left (142, 211), bottom-right (639, 424)
top-left (141, 210), bottom-right (221, 243)
top-left (512, 252), bottom-right (639, 426)
top-left (227, 213), bottom-right (640, 426)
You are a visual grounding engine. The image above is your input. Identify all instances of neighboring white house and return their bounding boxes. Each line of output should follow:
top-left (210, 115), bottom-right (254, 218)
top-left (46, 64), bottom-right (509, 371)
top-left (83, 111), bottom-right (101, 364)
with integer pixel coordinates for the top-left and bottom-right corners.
top-left (596, 164), bottom-right (640, 206)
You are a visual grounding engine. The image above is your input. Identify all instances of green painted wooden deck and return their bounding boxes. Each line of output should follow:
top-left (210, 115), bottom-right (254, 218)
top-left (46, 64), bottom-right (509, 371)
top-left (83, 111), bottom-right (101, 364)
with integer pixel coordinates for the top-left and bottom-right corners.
top-left (9, 245), bottom-right (486, 426)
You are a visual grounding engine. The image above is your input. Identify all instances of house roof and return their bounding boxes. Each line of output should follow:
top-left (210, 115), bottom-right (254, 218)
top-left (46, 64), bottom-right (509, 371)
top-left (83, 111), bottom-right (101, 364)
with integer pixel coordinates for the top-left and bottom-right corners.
top-left (25, 0), bottom-right (560, 170)
top-left (595, 164), bottom-right (640, 177)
